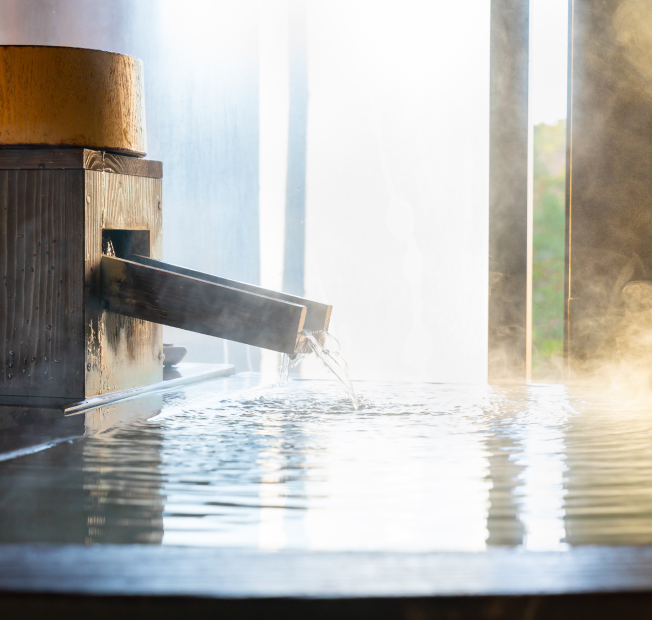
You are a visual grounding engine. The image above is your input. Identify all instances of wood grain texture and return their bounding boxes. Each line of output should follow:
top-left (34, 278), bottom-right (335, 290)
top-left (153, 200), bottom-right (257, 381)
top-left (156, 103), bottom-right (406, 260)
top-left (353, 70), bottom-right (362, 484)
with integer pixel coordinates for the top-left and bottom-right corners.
top-left (0, 149), bottom-right (162, 179)
top-left (0, 169), bottom-right (85, 400)
top-left (0, 46), bottom-right (146, 156)
top-left (101, 256), bottom-right (307, 354)
top-left (128, 255), bottom-right (331, 332)
top-left (84, 171), bottom-right (163, 397)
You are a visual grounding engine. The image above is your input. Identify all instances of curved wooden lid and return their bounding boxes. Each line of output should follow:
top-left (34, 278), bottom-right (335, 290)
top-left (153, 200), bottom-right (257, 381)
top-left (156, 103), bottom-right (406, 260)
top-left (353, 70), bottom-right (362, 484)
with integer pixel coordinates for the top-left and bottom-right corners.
top-left (0, 46), bottom-right (147, 156)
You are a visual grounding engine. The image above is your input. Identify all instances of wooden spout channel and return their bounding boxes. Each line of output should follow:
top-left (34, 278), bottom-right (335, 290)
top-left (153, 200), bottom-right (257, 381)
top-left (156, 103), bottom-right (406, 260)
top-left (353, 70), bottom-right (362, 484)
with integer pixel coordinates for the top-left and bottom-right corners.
top-left (100, 256), bottom-right (331, 355)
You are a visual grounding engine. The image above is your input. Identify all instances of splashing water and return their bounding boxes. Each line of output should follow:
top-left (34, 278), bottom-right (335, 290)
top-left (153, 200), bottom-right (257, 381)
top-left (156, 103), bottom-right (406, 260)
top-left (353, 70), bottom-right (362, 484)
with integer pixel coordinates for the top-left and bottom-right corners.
top-left (278, 351), bottom-right (304, 386)
top-left (278, 352), bottom-right (290, 385)
top-left (302, 330), bottom-right (360, 409)
top-left (278, 331), bottom-right (360, 409)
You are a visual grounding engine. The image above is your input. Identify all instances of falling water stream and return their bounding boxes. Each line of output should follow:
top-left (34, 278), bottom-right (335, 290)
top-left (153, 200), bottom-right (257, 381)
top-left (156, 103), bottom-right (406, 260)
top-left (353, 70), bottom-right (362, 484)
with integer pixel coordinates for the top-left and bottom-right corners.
top-left (279, 330), bottom-right (361, 409)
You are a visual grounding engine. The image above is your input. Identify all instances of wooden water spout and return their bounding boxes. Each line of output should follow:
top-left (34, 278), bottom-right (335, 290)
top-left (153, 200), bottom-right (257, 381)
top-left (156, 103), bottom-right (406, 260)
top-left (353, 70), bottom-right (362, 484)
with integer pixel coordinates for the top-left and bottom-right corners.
top-left (101, 255), bottom-right (331, 355)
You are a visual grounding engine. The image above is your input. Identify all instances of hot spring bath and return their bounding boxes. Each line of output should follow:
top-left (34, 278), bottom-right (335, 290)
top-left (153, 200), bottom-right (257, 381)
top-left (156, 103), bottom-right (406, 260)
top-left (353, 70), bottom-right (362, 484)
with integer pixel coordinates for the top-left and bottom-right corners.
top-left (2, 373), bottom-right (652, 551)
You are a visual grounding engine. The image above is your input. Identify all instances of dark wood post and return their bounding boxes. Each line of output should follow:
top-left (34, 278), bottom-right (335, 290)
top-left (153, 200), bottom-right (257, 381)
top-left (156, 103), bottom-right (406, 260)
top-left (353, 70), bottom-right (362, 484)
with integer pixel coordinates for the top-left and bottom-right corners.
top-left (565, 0), bottom-right (652, 376)
top-left (0, 149), bottom-right (163, 406)
top-left (489, 0), bottom-right (531, 383)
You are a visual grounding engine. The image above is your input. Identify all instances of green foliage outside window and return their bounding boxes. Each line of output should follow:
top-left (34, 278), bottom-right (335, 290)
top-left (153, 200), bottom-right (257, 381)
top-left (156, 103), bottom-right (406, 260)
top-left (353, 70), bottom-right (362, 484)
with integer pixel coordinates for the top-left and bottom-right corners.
top-left (532, 120), bottom-right (566, 382)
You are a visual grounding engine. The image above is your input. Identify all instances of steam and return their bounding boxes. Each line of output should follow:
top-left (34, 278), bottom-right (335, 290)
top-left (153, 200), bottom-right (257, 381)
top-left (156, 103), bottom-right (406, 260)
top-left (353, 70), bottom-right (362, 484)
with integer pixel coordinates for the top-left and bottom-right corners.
top-left (614, 0), bottom-right (652, 88)
top-left (564, 1), bottom-right (652, 396)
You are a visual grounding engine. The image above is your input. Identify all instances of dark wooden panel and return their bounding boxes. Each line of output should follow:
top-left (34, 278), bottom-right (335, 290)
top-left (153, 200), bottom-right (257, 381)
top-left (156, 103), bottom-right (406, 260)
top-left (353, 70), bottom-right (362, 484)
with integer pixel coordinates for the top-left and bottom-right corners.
top-left (84, 171), bottom-right (163, 397)
top-left (0, 149), bottom-right (162, 179)
top-left (488, 0), bottom-right (530, 383)
top-left (101, 256), bottom-right (307, 354)
top-left (127, 255), bottom-right (332, 333)
top-left (565, 0), bottom-right (652, 373)
top-left (0, 169), bottom-right (85, 399)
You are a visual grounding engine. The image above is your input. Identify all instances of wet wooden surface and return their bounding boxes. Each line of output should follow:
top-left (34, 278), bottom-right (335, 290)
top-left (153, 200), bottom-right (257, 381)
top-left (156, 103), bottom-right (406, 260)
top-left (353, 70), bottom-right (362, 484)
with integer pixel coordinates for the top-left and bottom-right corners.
top-left (1, 545), bottom-right (652, 618)
top-left (101, 256), bottom-right (307, 355)
top-left (0, 46), bottom-right (146, 156)
top-left (0, 363), bottom-right (233, 460)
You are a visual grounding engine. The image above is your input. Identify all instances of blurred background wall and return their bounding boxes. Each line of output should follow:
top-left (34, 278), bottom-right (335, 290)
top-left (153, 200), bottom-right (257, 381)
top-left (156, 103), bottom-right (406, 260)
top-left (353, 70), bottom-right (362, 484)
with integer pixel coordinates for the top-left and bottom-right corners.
top-left (0, 0), bottom-right (491, 383)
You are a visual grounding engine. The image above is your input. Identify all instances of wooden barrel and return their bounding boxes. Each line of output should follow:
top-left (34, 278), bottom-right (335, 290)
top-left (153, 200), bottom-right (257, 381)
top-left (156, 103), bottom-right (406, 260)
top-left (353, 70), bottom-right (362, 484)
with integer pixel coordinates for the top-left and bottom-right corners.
top-left (0, 46), bottom-right (147, 156)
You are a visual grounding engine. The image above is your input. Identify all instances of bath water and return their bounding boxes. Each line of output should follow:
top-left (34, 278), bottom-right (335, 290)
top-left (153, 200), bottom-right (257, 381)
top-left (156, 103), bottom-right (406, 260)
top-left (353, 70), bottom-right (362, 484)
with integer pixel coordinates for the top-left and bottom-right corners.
top-left (3, 377), bottom-right (652, 550)
top-left (279, 330), bottom-right (360, 409)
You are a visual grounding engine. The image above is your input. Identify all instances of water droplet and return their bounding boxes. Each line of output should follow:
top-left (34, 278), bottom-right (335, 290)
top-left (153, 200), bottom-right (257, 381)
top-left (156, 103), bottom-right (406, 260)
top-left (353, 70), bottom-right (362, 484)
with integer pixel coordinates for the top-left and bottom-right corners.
top-left (7, 363), bottom-right (13, 368)
top-left (29, 267), bottom-right (34, 272)
top-left (9, 351), bottom-right (14, 356)
top-left (7, 374), bottom-right (12, 379)
top-left (44, 357), bottom-right (48, 362)
top-left (31, 357), bottom-right (35, 362)
top-left (46, 325), bottom-right (52, 330)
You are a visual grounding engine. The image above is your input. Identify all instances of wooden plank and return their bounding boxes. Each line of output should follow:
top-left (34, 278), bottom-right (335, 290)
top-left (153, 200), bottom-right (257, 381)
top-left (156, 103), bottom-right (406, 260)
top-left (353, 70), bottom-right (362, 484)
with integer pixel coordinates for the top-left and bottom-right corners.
top-left (4, 545), bottom-right (652, 600)
top-left (0, 169), bottom-right (85, 400)
top-left (0, 149), bottom-right (86, 170)
top-left (0, 149), bottom-right (162, 179)
top-left (84, 171), bottom-right (163, 397)
top-left (101, 256), bottom-right (307, 354)
top-left (488, 0), bottom-right (531, 383)
top-left (127, 255), bottom-right (332, 333)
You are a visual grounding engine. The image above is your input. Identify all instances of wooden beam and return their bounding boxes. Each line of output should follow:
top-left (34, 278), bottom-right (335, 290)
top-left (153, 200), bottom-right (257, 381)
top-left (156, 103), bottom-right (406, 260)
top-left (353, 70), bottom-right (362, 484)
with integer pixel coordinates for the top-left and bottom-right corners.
top-left (100, 256), bottom-right (307, 354)
top-left (0, 149), bottom-right (162, 179)
top-left (125, 255), bottom-right (331, 333)
top-left (565, 0), bottom-right (652, 376)
top-left (488, 0), bottom-right (531, 383)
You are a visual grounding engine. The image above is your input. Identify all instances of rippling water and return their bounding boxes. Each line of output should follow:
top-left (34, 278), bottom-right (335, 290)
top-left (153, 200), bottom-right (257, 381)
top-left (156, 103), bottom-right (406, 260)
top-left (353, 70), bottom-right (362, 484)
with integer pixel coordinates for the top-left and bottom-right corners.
top-left (1, 375), bottom-right (652, 551)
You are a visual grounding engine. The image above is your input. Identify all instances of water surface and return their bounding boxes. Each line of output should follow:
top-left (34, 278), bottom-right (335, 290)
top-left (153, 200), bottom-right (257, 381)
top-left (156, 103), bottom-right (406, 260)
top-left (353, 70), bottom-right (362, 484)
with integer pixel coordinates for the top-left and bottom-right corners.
top-left (1, 376), bottom-right (651, 551)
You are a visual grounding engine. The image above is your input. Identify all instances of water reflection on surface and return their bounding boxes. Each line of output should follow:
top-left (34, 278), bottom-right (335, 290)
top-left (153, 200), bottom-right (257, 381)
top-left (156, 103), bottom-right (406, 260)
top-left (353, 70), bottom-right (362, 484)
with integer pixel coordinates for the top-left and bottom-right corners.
top-left (2, 375), bottom-right (652, 550)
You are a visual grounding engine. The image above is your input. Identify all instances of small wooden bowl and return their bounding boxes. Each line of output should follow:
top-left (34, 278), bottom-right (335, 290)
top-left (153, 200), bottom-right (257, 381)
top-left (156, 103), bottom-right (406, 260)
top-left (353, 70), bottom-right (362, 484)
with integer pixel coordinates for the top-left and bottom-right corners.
top-left (0, 45), bottom-right (147, 156)
top-left (163, 345), bottom-right (188, 367)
